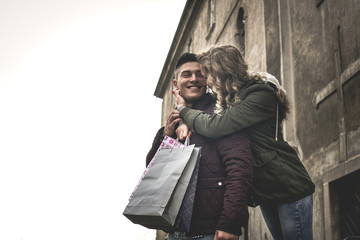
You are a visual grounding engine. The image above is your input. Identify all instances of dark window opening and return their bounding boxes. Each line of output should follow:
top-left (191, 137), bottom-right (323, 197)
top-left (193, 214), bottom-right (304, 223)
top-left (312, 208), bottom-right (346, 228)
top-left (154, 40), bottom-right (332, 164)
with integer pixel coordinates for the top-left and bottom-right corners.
top-left (333, 170), bottom-right (360, 239)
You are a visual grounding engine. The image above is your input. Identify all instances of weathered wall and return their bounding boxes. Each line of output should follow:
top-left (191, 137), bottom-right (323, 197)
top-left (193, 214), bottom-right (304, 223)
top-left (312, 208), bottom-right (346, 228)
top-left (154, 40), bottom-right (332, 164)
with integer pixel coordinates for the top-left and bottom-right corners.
top-left (282, 1), bottom-right (360, 238)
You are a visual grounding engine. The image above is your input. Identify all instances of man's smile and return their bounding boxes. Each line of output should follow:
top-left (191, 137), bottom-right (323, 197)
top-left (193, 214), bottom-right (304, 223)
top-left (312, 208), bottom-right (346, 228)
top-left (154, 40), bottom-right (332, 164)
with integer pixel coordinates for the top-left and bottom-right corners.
top-left (186, 85), bottom-right (204, 89)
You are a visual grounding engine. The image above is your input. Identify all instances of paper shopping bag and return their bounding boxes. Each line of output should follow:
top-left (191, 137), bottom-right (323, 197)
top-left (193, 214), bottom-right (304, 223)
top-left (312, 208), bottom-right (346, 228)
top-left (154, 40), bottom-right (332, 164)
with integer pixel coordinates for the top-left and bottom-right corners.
top-left (128, 136), bottom-right (185, 201)
top-left (123, 143), bottom-right (201, 231)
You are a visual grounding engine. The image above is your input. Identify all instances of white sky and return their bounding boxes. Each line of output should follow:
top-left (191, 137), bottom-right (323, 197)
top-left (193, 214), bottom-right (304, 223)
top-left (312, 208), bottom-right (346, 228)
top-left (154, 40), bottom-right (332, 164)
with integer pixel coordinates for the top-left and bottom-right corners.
top-left (0, 0), bottom-right (186, 239)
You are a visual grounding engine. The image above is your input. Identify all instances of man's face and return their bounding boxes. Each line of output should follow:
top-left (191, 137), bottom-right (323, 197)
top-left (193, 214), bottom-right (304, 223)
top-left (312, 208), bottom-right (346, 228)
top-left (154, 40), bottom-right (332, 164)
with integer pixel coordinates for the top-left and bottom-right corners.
top-left (173, 62), bottom-right (207, 105)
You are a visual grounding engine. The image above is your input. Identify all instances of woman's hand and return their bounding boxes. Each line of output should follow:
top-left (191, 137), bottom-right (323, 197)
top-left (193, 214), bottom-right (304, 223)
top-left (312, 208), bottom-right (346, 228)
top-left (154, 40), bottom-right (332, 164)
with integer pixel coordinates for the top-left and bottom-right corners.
top-left (214, 230), bottom-right (238, 240)
top-left (172, 90), bottom-right (186, 110)
top-left (176, 121), bottom-right (190, 140)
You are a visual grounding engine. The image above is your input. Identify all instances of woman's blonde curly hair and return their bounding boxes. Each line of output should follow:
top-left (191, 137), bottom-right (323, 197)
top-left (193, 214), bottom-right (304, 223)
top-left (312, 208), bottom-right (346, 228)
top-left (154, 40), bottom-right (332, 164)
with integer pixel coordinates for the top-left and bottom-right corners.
top-left (197, 45), bottom-right (258, 113)
top-left (197, 45), bottom-right (289, 119)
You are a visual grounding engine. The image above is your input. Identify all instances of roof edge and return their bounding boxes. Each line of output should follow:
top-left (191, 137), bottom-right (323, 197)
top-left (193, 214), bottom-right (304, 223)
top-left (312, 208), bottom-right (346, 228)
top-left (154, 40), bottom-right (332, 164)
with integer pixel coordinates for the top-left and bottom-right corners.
top-left (154, 0), bottom-right (202, 98)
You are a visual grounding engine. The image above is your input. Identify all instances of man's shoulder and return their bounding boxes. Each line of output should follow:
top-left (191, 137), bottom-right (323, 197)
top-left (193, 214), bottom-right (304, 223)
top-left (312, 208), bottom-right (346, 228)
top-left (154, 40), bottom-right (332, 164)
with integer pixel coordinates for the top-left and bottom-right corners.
top-left (217, 129), bottom-right (250, 146)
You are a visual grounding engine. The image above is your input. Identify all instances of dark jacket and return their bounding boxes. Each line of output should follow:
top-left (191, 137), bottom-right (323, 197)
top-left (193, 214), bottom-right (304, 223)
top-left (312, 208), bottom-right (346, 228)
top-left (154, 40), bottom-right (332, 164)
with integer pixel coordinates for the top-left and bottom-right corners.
top-left (146, 93), bottom-right (252, 237)
top-left (180, 80), bottom-right (315, 206)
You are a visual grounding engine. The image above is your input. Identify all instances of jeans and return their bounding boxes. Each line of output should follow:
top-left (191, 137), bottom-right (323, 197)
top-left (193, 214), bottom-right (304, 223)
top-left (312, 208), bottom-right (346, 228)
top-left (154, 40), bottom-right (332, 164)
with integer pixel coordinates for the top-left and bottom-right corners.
top-left (260, 195), bottom-right (313, 240)
top-left (168, 232), bottom-right (215, 240)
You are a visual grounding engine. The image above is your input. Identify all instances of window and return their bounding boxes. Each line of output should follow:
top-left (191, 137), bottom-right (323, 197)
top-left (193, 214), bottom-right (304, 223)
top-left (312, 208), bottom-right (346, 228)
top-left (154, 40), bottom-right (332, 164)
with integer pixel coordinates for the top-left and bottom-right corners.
top-left (187, 38), bottom-right (193, 53)
top-left (206, 0), bottom-right (216, 39)
top-left (316, 0), bottom-right (325, 8)
top-left (235, 7), bottom-right (246, 56)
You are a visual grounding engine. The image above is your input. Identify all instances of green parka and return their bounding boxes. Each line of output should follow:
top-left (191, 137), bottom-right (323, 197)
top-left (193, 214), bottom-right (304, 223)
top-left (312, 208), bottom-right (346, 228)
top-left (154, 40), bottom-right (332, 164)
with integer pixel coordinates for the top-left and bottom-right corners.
top-left (179, 79), bottom-right (315, 206)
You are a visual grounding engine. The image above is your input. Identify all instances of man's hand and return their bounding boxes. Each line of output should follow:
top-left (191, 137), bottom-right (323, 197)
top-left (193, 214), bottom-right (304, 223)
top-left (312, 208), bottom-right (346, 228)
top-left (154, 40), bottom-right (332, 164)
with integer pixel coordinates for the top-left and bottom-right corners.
top-left (172, 90), bottom-right (186, 110)
top-left (214, 230), bottom-right (239, 240)
top-left (176, 122), bottom-right (190, 140)
top-left (163, 109), bottom-right (182, 137)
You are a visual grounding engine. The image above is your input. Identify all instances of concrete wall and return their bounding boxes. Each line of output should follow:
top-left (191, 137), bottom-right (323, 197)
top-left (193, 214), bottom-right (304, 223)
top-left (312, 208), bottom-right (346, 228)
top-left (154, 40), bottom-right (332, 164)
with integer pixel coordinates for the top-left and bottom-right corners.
top-left (278, 1), bottom-right (360, 239)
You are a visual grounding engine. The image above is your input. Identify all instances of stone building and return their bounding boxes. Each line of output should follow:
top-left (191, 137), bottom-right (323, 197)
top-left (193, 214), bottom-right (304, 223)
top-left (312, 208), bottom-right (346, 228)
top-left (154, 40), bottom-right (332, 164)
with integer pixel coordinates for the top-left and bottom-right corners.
top-left (153, 0), bottom-right (360, 239)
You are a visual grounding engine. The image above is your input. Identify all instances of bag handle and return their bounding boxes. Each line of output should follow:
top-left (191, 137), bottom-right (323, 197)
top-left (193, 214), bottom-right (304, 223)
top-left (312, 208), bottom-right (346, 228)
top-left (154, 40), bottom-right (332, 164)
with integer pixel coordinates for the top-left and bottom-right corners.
top-left (183, 136), bottom-right (190, 146)
top-left (170, 136), bottom-right (191, 152)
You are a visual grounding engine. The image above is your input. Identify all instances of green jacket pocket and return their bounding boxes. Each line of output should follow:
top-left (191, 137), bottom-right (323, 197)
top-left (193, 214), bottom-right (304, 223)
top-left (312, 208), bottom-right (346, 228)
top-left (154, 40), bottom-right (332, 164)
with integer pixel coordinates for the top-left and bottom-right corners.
top-left (252, 150), bottom-right (277, 167)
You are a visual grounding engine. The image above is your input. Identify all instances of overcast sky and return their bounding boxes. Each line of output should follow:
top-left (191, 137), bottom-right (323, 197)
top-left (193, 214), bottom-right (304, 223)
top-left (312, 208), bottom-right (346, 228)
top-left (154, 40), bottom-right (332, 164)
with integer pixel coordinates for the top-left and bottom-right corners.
top-left (0, 1), bottom-right (186, 239)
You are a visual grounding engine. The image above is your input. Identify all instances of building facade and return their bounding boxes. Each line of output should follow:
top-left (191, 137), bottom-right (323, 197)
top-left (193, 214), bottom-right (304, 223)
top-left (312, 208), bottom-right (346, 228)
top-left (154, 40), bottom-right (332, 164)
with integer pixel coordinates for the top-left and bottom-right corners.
top-left (154, 0), bottom-right (360, 239)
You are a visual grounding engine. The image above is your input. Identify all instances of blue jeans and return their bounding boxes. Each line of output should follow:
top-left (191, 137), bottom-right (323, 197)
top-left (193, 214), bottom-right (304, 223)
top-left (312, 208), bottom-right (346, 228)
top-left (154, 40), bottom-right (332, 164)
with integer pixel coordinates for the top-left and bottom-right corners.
top-left (168, 232), bottom-right (215, 240)
top-left (260, 195), bottom-right (313, 240)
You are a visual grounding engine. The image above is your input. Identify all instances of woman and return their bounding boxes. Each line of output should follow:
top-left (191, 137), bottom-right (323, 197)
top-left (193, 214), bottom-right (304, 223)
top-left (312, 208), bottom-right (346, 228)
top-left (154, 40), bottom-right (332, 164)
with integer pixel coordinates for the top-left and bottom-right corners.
top-left (173, 45), bottom-right (315, 240)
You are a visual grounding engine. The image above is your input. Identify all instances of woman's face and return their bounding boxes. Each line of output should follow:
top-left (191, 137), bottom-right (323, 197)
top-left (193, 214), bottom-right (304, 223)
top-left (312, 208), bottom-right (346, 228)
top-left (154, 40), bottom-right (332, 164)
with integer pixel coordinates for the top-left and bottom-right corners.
top-left (200, 64), bottom-right (214, 90)
top-left (200, 65), bottom-right (207, 79)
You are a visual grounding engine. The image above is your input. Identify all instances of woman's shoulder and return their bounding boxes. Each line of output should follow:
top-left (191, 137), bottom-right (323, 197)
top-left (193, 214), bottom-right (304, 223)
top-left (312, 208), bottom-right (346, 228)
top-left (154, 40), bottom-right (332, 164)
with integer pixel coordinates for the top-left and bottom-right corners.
top-left (239, 79), bottom-right (276, 99)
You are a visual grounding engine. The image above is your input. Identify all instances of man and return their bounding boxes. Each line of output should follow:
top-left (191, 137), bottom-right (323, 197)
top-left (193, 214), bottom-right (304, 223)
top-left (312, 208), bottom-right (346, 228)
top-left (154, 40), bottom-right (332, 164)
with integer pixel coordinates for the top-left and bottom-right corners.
top-left (146, 53), bottom-right (252, 240)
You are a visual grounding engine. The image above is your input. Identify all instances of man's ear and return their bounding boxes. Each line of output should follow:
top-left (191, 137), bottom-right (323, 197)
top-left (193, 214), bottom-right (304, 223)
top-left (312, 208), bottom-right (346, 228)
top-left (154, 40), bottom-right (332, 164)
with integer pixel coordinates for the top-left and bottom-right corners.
top-left (173, 79), bottom-right (179, 90)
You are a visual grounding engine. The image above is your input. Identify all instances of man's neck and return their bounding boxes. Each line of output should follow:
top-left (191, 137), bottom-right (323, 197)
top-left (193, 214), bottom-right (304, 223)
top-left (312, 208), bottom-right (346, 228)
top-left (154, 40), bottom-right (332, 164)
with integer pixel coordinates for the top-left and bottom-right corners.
top-left (184, 96), bottom-right (205, 108)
